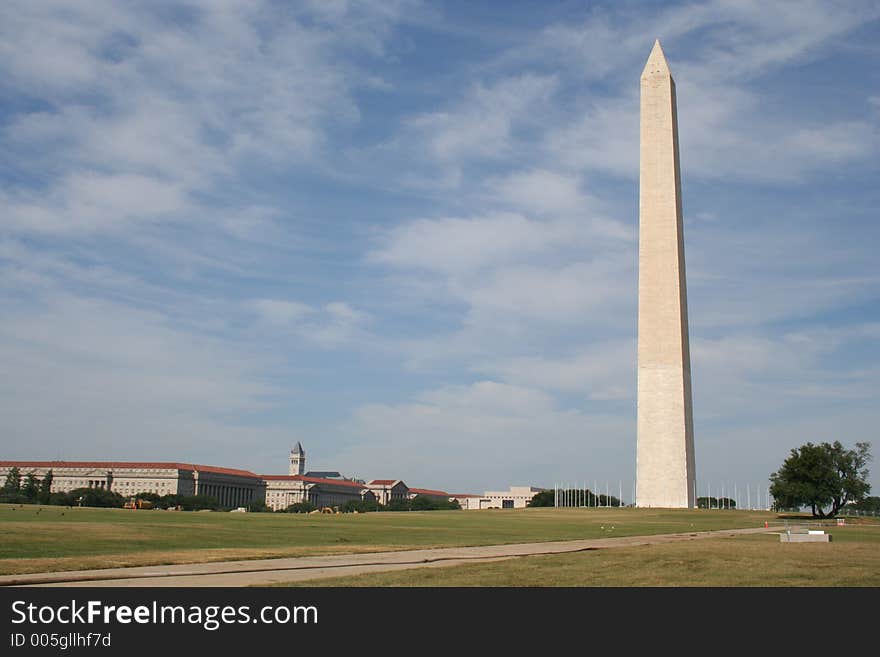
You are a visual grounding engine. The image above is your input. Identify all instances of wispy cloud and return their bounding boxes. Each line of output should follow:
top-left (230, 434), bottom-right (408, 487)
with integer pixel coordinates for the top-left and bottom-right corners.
top-left (1, 1), bottom-right (877, 493)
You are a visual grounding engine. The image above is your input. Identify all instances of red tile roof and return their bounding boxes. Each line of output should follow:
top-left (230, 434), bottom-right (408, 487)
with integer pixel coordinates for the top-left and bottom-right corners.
top-left (0, 461), bottom-right (261, 479)
top-left (409, 487), bottom-right (449, 497)
top-left (367, 479), bottom-right (399, 486)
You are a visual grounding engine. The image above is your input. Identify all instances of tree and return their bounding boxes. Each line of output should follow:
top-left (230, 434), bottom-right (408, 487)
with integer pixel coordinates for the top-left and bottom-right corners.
top-left (527, 490), bottom-right (556, 507)
top-left (133, 492), bottom-right (163, 505)
top-left (3, 467), bottom-right (21, 493)
top-left (247, 499), bottom-right (269, 512)
top-left (340, 499), bottom-right (382, 513)
top-left (39, 470), bottom-right (54, 504)
top-left (285, 501), bottom-right (316, 513)
top-left (851, 496), bottom-right (880, 513)
top-left (387, 498), bottom-right (413, 511)
top-left (68, 487), bottom-right (126, 508)
top-left (770, 441), bottom-right (871, 518)
top-left (697, 496), bottom-right (736, 509)
top-left (21, 473), bottom-right (40, 501)
top-left (178, 494), bottom-right (219, 511)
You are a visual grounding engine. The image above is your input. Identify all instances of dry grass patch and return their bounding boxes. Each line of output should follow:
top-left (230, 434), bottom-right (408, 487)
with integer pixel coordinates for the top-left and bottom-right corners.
top-left (0, 544), bottom-right (422, 576)
top-left (282, 532), bottom-right (880, 587)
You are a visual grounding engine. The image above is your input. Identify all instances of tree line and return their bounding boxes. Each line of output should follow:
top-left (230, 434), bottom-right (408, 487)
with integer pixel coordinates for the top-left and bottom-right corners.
top-left (527, 489), bottom-right (623, 507)
top-left (697, 497), bottom-right (737, 509)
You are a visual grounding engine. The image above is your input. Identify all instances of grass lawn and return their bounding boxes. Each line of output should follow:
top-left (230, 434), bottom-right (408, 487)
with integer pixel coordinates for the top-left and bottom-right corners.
top-left (280, 526), bottom-right (880, 587)
top-left (0, 504), bottom-right (786, 575)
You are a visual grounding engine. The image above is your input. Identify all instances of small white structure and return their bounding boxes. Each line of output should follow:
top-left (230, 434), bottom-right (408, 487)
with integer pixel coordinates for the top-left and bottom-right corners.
top-left (450, 494), bottom-right (491, 510)
top-left (780, 528), bottom-right (832, 543)
top-left (480, 486), bottom-right (546, 509)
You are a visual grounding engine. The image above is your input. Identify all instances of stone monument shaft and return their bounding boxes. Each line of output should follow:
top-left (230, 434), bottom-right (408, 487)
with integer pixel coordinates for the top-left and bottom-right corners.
top-left (636, 40), bottom-right (696, 508)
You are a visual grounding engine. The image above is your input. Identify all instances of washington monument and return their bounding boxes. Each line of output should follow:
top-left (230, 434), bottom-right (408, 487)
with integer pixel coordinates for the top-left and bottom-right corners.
top-left (636, 40), bottom-right (696, 508)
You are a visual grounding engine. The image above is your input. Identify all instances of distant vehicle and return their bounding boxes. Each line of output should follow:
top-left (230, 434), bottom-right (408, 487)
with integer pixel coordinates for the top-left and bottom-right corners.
top-left (123, 498), bottom-right (154, 510)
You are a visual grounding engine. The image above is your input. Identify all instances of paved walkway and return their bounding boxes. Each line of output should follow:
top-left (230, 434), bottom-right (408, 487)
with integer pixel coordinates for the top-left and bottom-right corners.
top-left (1, 526), bottom-right (779, 587)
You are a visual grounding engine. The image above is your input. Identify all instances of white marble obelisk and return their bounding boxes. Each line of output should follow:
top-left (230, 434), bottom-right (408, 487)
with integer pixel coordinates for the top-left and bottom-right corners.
top-left (636, 40), bottom-right (696, 508)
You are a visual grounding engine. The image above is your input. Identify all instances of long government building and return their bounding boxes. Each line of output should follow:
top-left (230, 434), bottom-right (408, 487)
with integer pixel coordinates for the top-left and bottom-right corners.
top-left (0, 443), bottom-right (543, 510)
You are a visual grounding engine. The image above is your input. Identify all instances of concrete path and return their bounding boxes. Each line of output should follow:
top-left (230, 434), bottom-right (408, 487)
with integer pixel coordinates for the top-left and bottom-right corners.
top-left (1, 526), bottom-right (779, 587)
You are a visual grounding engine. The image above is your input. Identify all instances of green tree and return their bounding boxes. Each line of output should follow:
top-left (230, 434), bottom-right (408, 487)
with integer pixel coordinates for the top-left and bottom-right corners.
top-left (408, 495), bottom-right (460, 511)
top-left (698, 496), bottom-right (736, 509)
top-left (387, 498), bottom-right (413, 511)
top-left (340, 499), bottom-right (382, 513)
top-left (770, 441), bottom-right (871, 518)
top-left (39, 470), bottom-right (54, 504)
top-left (178, 494), bottom-right (219, 511)
top-left (851, 496), bottom-right (880, 513)
top-left (161, 494), bottom-right (184, 509)
top-left (3, 466), bottom-right (21, 493)
top-left (527, 490), bottom-right (556, 507)
top-left (68, 487), bottom-right (126, 508)
top-left (247, 499), bottom-right (269, 512)
top-left (285, 501), bottom-right (316, 513)
top-left (133, 492), bottom-right (163, 505)
top-left (21, 473), bottom-right (40, 501)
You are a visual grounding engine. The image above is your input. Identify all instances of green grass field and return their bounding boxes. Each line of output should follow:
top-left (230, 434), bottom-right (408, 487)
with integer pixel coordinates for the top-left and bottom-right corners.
top-left (1, 503), bottom-right (875, 585)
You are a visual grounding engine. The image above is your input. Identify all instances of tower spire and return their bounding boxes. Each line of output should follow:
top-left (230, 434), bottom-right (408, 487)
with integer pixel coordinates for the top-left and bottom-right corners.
top-left (289, 443), bottom-right (305, 476)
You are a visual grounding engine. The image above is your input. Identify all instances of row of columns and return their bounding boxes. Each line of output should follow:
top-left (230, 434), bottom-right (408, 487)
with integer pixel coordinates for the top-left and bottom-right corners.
top-left (197, 482), bottom-right (254, 508)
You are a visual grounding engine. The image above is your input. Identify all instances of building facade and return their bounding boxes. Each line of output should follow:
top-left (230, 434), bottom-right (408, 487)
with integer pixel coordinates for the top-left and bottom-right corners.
top-left (366, 480), bottom-right (409, 506)
top-left (262, 474), bottom-right (375, 511)
top-left (0, 461), bottom-right (264, 509)
top-left (451, 486), bottom-right (545, 510)
top-left (1, 447), bottom-right (539, 512)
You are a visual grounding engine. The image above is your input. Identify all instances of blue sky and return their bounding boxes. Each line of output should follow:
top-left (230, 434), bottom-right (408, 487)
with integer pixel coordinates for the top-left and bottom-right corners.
top-left (1, 0), bottom-right (878, 499)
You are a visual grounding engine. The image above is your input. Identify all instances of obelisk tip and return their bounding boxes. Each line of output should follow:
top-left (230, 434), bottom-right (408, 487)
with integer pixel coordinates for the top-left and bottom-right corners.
top-left (642, 39), bottom-right (671, 78)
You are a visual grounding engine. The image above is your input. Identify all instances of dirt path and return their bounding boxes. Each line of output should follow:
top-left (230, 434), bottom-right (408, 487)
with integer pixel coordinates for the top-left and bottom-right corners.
top-left (1, 526), bottom-right (779, 587)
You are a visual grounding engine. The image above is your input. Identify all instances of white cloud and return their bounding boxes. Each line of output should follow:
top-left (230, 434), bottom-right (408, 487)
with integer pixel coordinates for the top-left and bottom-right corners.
top-left (250, 298), bottom-right (370, 348)
top-left (458, 259), bottom-right (632, 324)
top-left (253, 299), bottom-right (315, 325)
top-left (0, 290), bottom-right (287, 463)
top-left (336, 380), bottom-right (633, 491)
top-left (538, 1), bottom-right (880, 183)
top-left (417, 381), bottom-right (556, 416)
top-left (371, 212), bottom-right (570, 274)
top-left (484, 169), bottom-right (591, 216)
top-left (3, 172), bottom-right (187, 234)
top-left (404, 74), bottom-right (558, 165)
top-left (0, 1), bottom-right (408, 236)
top-left (545, 95), bottom-right (638, 177)
top-left (479, 340), bottom-right (636, 400)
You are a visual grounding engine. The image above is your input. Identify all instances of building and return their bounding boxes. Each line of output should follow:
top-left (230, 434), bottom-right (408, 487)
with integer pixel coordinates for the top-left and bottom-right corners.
top-left (264, 442), bottom-right (375, 510)
top-left (408, 487), bottom-right (449, 500)
top-left (451, 486), bottom-right (545, 510)
top-left (262, 474), bottom-right (375, 511)
top-left (0, 461), bottom-right (265, 509)
top-left (304, 471), bottom-right (344, 479)
top-left (366, 480), bottom-right (409, 505)
top-left (1, 445), bottom-right (524, 512)
top-left (449, 494), bottom-right (490, 510)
